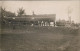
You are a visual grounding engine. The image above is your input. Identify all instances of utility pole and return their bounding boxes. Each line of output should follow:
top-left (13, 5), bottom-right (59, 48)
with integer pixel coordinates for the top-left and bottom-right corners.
top-left (67, 7), bottom-right (72, 24)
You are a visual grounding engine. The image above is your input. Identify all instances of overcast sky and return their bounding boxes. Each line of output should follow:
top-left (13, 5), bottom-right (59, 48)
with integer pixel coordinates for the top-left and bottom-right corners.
top-left (0, 1), bottom-right (80, 23)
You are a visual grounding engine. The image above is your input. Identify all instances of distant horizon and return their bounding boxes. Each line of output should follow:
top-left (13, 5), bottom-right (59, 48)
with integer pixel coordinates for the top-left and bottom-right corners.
top-left (0, 1), bottom-right (80, 23)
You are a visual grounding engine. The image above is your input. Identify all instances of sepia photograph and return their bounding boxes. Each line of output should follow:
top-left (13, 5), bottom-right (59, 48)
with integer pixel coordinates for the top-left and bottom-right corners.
top-left (0, 0), bottom-right (80, 51)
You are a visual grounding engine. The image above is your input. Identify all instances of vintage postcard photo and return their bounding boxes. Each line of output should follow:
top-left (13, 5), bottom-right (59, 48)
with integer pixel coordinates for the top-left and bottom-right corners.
top-left (0, 0), bottom-right (80, 51)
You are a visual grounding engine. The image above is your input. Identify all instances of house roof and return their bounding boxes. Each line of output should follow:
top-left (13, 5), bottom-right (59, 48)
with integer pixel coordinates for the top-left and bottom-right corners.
top-left (4, 14), bottom-right (56, 22)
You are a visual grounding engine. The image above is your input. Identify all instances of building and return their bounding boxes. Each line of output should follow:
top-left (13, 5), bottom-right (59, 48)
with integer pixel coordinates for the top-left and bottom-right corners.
top-left (4, 14), bottom-right (56, 27)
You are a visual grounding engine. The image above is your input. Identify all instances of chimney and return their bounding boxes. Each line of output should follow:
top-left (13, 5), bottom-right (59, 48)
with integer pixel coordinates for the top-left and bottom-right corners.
top-left (32, 11), bottom-right (35, 15)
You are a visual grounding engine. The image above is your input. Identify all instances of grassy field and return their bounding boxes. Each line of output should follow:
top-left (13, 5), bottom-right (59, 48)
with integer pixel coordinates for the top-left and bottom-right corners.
top-left (0, 26), bottom-right (79, 51)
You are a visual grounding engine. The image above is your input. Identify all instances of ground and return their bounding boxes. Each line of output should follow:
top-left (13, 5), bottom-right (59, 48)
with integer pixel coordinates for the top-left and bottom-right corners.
top-left (0, 26), bottom-right (79, 51)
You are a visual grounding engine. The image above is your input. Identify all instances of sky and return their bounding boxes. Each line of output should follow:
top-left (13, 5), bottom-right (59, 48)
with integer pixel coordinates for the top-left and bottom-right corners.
top-left (0, 1), bottom-right (80, 23)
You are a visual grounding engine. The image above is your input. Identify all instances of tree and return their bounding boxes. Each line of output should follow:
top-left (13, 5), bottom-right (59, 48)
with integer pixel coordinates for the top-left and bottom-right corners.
top-left (0, 7), bottom-right (16, 25)
top-left (1, 7), bottom-right (16, 17)
top-left (17, 8), bottom-right (25, 17)
top-left (0, 7), bottom-right (6, 24)
top-left (1, 7), bottom-right (6, 17)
